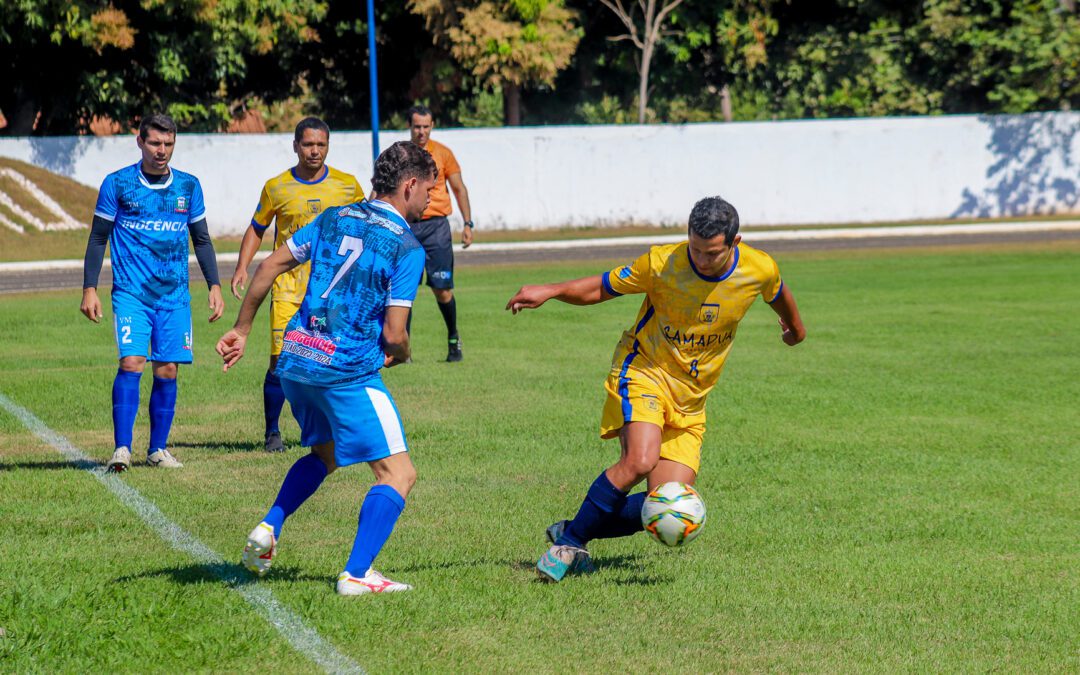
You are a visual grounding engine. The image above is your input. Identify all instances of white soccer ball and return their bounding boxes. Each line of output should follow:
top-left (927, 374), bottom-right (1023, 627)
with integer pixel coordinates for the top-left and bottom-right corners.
top-left (641, 482), bottom-right (706, 547)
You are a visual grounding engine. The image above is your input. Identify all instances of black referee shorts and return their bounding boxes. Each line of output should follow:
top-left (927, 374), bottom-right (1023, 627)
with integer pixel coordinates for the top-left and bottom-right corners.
top-left (411, 216), bottom-right (455, 289)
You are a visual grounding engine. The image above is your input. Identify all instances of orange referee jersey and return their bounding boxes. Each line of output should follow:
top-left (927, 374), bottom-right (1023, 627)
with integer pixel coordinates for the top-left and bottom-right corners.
top-left (421, 139), bottom-right (461, 220)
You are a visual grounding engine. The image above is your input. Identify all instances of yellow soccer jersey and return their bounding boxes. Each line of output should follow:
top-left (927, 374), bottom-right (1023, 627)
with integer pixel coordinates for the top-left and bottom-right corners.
top-left (602, 241), bottom-right (784, 415)
top-left (250, 166), bottom-right (364, 303)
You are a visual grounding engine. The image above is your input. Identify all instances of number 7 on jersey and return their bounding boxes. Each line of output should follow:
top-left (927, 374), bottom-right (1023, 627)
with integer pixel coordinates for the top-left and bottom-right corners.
top-left (321, 235), bottom-right (364, 299)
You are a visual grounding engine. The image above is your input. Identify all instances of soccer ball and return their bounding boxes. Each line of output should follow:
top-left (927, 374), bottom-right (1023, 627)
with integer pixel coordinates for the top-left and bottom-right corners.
top-left (641, 482), bottom-right (706, 547)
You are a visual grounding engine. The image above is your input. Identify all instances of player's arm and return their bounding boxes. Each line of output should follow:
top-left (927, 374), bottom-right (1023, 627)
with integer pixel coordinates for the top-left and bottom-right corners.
top-left (231, 226), bottom-right (267, 299)
top-left (381, 306), bottom-right (411, 367)
top-left (189, 218), bottom-right (224, 322)
top-left (506, 274), bottom-right (614, 314)
top-left (767, 284), bottom-right (806, 346)
top-left (81, 214), bottom-right (114, 323)
top-left (217, 245), bottom-right (301, 371)
top-left (447, 172), bottom-right (474, 248)
top-left (234, 184), bottom-right (276, 298)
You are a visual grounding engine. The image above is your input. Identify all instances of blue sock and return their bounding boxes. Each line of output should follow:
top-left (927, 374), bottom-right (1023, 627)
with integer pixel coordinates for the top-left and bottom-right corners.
top-left (556, 472), bottom-right (629, 548)
top-left (148, 376), bottom-right (177, 451)
top-left (592, 491), bottom-right (646, 539)
top-left (263, 453), bottom-right (328, 537)
top-left (111, 369), bottom-right (141, 449)
top-left (344, 485), bottom-right (406, 576)
top-left (263, 370), bottom-right (285, 436)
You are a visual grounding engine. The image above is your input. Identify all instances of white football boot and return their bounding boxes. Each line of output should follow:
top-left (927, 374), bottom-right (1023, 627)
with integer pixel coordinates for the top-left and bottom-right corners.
top-left (147, 449), bottom-right (183, 468)
top-left (106, 446), bottom-right (131, 473)
top-left (241, 522), bottom-right (277, 577)
top-left (336, 569), bottom-right (413, 596)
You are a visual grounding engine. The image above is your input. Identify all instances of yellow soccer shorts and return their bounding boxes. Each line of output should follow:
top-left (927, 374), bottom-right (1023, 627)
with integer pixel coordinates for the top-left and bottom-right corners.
top-left (599, 370), bottom-right (706, 474)
top-left (269, 300), bottom-right (302, 356)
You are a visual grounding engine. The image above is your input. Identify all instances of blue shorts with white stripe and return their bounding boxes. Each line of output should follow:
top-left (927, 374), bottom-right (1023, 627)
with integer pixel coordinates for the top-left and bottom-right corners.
top-left (281, 374), bottom-right (408, 467)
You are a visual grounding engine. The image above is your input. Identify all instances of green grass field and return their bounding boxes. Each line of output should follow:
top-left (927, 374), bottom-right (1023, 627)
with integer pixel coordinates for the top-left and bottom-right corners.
top-left (1, 244), bottom-right (1078, 672)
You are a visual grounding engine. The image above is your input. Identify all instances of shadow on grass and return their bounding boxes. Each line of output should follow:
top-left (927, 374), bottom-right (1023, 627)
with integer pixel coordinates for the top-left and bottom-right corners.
top-left (0, 459), bottom-right (99, 472)
top-left (170, 440), bottom-right (273, 454)
top-left (113, 562), bottom-right (329, 587)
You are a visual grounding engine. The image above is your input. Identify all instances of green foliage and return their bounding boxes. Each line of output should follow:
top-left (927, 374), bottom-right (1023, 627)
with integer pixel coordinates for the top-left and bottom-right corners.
top-left (454, 87), bottom-right (507, 127)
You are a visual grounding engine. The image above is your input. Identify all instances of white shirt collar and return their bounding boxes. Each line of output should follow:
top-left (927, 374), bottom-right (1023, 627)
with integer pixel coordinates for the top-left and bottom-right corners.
top-left (368, 199), bottom-right (405, 222)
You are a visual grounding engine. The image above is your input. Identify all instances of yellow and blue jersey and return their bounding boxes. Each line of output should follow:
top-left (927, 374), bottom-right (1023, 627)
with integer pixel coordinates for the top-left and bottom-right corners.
top-left (94, 163), bottom-right (207, 310)
top-left (277, 201), bottom-right (425, 387)
top-left (251, 166), bottom-right (364, 304)
top-left (602, 241), bottom-right (784, 415)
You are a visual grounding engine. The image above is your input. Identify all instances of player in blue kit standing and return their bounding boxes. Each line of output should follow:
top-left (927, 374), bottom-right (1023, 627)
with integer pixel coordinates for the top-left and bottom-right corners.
top-left (81, 113), bottom-right (224, 472)
top-left (216, 141), bottom-right (435, 595)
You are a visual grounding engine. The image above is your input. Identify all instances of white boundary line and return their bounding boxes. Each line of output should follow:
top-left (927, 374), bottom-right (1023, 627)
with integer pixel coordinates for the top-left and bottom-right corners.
top-left (1, 220), bottom-right (1078, 273)
top-left (0, 391), bottom-right (364, 675)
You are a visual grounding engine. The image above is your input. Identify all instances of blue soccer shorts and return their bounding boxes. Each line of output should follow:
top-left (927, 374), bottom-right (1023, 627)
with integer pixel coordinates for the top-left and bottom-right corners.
top-left (112, 289), bottom-right (193, 363)
top-left (280, 375), bottom-right (409, 467)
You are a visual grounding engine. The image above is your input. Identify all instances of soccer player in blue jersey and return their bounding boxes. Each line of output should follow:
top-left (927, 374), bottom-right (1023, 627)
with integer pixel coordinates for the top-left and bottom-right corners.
top-left (81, 113), bottom-right (224, 472)
top-left (216, 141), bottom-right (434, 595)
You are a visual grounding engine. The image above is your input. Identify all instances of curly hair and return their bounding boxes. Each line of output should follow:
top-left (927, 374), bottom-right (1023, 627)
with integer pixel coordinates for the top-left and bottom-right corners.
top-left (688, 197), bottom-right (740, 244)
top-left (371, 141), bottom-right (437, 194)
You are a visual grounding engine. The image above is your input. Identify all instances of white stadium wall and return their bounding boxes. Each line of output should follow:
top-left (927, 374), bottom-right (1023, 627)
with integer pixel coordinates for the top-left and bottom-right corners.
top-left (0, 112), bottom-right (1077, 236)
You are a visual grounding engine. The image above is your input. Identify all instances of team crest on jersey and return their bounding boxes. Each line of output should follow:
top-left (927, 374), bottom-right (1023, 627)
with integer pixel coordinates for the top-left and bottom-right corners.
top-left (307, 199), bottom-right (322, 214)
top-left (699, 303), bottom-right (719, 324)
top-left (309, 315), bottom-right (327, 331)
top-left (175, 196), bottom-right (188, 213)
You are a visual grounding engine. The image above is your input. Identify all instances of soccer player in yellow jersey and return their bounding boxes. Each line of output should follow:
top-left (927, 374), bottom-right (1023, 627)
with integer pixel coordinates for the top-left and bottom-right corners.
top-left (230, 117), bottom-right (364, 452)
top-left (507, 196), bottom-right (807, 582)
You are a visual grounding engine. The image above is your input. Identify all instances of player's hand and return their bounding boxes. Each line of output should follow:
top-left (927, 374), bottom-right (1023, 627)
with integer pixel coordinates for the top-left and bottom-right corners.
top-left (779, 318), bottom-right (803, 346)
top-left (80, 287), bottom-right (103, 323)
top-left (505, 285), bottom-right (550, 314)
top-left (230, 267), bottom-right (248, 300)
top-left (461, 225), bottom-right (474, 249)
top-left (208, 286), bottom-right (225, 323)
top-left (216, 329), bottom-right (247, 372)
top-left (384, 354), bottom-right (406, 368)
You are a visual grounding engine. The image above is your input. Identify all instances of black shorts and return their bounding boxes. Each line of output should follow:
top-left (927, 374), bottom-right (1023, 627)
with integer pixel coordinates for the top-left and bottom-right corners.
top-left (411, 216), bottom-right (455, 289)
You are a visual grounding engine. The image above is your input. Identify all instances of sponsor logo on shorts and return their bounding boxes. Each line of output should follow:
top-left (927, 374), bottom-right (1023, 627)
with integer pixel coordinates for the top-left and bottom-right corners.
top-left (641, 395), bottom-right (660, 412)
top-left (618, 266), bottom-right (633, 279)
top-left (431, 270), bottom-right (452, 280)
top-left (183, 331), bottom-right (192, 350)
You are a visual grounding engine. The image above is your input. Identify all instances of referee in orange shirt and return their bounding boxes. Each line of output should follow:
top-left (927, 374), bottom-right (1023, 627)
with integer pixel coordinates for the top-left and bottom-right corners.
top-left (407, 105), bottom-right (474, 362)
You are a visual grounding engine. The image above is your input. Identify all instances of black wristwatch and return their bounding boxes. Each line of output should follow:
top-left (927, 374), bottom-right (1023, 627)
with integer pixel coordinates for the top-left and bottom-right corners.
top-left (464, 220), bottom-right (474, 229)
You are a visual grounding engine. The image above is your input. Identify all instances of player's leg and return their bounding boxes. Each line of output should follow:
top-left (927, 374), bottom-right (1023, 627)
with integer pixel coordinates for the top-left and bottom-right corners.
top-left (328, 379), bottom-right (415, 594)
top-left (555, 421), bottom-right (661, 548)
top-left (587, 425), bottom-right (703, 540)
top-left (145, 303), bottom-right (192, 468)
top-left (428, 219), bottom-right (461, 361)
top-left (242, 379), bottom-right (333, 576)
top-left (107, 291), bottom-right (152, 472)
top-left (263, 300), bottom-right (296, 452)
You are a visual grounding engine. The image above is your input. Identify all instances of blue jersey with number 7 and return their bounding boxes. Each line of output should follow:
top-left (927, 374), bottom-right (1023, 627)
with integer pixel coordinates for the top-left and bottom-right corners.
top-left (276, 200), bottom-right (425, 386)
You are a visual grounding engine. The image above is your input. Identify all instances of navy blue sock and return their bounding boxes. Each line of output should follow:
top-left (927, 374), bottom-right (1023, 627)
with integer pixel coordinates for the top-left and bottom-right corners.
top-left (556, 472), bottom-right (629, 548)
top-left (437, 297), bottom-right (458, 339)
top-left (111, 369), bottom-right (141, 449)
top-left (148, 376), bottom-right (177, 451)
top-left (263, 370), bottom-right (285, 436)
top-left (591, 491), bottom-right (646, 539)
top-left (263, 453), bottom-right (328, 537)
top-left (345, 485), bottom-right (406, 576)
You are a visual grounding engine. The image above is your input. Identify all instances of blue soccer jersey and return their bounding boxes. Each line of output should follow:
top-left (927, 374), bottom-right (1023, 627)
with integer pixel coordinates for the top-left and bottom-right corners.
top-left (277, 200), bottom-right (426, 386)
top-left (94, 163), bottom-right (207, 310)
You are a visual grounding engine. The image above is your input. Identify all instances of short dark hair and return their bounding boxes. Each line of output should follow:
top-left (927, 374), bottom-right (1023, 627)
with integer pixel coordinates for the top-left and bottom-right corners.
top-left (407, 105), bottom-right (433, 125)
top-left (138, 113), bottom-right (176, 139)
top-left (688, 197), bottom-right (740, 244)
top-left (294, 116), bottom-right (330, 142)
top-left (371, 141), bottom-right (437, 194)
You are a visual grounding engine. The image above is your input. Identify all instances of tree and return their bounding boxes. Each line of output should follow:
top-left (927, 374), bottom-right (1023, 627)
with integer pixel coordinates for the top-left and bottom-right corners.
top-left (0, 0), bottom-right (327, 135)
top-left (409, 0), bottom-right (583, 125)
top-left (599, 0), bottom-right (686, 123)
